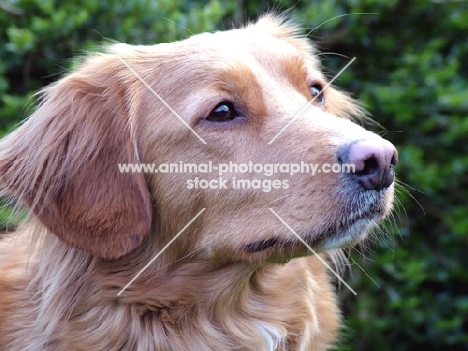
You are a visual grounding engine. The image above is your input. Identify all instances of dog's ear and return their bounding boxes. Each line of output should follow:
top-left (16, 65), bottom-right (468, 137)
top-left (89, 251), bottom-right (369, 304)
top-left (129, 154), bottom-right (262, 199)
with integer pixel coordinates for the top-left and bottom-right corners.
top-left (0, 55), bottom-right (152, 259)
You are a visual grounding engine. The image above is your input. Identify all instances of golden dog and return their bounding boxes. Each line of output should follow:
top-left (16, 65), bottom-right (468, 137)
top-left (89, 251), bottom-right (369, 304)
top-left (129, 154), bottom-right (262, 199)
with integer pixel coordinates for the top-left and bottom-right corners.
top-left (0, 15), bottom-right (397, 351)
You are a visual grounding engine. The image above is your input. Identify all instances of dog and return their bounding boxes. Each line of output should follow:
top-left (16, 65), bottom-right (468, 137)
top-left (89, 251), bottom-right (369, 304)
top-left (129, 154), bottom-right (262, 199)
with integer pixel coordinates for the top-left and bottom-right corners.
top-left (0, 14), bottom-right (397, 351)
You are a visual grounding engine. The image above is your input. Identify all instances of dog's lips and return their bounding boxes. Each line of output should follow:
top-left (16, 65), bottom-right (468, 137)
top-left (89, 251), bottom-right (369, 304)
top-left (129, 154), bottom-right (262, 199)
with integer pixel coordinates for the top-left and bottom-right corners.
top-left (243, 204), bottom-right (384, 254)
top-left (244, 237), bottom-right (280, 253)
top-left (312, 209), bottom-right (381, 250)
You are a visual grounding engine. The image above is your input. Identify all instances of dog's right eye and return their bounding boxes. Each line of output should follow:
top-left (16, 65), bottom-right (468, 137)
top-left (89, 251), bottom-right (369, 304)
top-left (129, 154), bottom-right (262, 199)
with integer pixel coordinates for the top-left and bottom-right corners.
top-left (310, 84), bottom-right (325, 106)
top-left (206, 102), bottom-right (239, 122)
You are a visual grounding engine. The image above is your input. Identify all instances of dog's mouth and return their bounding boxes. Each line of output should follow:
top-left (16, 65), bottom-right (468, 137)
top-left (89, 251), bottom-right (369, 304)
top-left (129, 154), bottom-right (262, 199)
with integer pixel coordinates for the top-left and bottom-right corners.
top-left (243, 204), bottom-right (384, 254)
top-left (244, 238), bottom-right (281, 253)
top-left (313, 206), bottom-right (382, 250)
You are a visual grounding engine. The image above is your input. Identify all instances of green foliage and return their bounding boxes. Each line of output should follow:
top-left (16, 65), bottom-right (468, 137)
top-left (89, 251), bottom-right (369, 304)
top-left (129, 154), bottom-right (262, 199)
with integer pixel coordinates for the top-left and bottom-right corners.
top-left (0, 0), bottom-right (229, 131)
top-left (291, 1), bottom-right (468, 350)
top-left (0, 0), bottom-right (467, 350)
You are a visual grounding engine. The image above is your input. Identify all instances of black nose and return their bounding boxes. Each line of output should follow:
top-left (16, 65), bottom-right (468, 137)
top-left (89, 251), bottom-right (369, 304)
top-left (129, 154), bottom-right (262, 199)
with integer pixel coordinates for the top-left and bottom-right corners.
top-left (338, 138), bottom-right (398, 191)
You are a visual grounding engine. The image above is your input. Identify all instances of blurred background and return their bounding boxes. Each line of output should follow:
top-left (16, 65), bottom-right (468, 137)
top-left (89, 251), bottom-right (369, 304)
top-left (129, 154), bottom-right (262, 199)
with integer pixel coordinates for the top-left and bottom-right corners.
top-left (0, 0), bottom-right (467, 350)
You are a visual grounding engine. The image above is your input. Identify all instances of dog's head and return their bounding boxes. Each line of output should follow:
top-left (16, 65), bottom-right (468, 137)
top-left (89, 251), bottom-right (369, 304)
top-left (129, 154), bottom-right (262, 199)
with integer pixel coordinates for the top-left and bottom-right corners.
top-left (0, 15), bottom-right (396, 263)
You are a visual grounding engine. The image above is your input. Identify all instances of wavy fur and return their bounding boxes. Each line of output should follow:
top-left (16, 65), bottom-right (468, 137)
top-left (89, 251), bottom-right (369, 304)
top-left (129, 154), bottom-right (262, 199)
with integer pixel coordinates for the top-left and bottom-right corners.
top-left (0, 15), bottom-right (394, 351)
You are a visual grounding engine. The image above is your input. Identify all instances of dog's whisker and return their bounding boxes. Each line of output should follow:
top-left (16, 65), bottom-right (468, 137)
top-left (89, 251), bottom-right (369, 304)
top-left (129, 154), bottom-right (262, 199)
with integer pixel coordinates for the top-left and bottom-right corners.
top-left (397, 182), bottom-right (426, 215)
top-left (351, 246), bottom-right (375, 263)
top-left (160, 16), bottom-right (194, 36)
top-left (306, 12), bottom-right (379, 37)
top-left (395, 178), bottom-right (423, 193)
top-left (316, 52), bottom-right (350, 59)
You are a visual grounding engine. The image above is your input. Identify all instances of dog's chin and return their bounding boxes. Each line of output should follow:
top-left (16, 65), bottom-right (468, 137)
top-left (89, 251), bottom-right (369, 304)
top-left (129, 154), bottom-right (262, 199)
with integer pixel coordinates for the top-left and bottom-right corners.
top-left (243, 209), bottom-right (384, 261)
top-left (314, 216), bottom-right (379, 251)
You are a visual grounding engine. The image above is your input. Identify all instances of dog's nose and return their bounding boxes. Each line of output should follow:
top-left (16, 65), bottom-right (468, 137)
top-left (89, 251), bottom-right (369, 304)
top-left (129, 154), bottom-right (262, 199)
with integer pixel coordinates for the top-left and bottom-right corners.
top-left (339, 139), bottom-right (398, 191)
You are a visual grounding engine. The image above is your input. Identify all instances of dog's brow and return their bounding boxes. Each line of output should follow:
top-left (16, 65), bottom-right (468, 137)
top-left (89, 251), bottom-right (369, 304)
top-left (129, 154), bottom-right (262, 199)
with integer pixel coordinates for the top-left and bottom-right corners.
top-left (117, 56), bottom-right (207, 145)
top-left (268, 57), bottom-right (356, 145)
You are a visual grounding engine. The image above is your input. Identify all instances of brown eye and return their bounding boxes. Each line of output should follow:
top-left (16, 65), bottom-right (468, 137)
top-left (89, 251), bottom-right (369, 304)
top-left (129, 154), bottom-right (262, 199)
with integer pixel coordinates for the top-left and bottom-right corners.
top-left (310, 84), bottom-right (325, 106)
top-left (206, 102), bottom-right (239, 122)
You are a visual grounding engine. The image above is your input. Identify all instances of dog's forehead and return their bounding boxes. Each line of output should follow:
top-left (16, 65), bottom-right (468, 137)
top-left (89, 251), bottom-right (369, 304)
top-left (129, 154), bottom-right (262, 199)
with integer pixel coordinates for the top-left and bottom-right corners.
top-left (114, 22), bottom-right (324, 116)
top-left (186, 27), bottom-right (307, 64)
top-left (173, 25), bottom-right (321, 89)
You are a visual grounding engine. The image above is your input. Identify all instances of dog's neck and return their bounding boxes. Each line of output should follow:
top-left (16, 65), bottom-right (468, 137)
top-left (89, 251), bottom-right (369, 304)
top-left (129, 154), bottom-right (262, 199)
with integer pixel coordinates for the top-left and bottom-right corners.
top-left (20, 229), bottom-right (337, 350)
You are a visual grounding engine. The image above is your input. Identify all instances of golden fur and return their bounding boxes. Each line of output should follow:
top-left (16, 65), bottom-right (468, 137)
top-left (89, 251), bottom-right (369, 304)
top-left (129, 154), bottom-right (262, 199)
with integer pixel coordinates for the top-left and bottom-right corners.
top-left (0, 15), bottom-right (395, 350)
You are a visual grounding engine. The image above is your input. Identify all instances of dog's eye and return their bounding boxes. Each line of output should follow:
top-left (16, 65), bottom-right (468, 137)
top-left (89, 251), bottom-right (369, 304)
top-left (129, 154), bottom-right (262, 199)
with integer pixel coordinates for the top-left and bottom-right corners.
top-left (310, 84), bottom-right (325, 105)
top-left (206, 102), bottom-right (239, 122)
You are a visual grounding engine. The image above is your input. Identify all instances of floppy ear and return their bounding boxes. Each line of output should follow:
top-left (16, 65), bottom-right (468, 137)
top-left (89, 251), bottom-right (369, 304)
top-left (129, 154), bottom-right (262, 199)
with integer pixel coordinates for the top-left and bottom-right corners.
top-left (0, 55), bottom-right (152, 259)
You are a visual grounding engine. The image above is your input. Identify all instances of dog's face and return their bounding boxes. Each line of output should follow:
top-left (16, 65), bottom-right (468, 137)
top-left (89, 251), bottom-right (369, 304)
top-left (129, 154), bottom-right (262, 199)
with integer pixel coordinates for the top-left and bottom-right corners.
top-left (131, 16), bottom-right (397, 263)
top-left (0, 16), bottom-right (396, 264)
